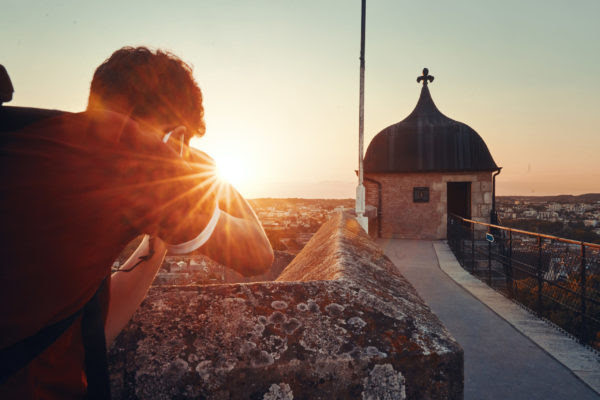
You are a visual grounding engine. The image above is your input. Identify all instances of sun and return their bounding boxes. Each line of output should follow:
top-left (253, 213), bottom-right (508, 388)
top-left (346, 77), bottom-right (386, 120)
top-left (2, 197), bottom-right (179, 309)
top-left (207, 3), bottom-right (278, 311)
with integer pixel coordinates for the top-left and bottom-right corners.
top-left (215, 155), bottom-right (247, 187)
top-left (189, 137), bottom-right (253, 194)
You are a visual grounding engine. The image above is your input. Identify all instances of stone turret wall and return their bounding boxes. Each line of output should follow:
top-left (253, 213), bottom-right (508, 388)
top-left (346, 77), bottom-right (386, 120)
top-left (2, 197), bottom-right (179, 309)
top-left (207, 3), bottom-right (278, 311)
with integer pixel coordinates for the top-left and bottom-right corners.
top-left (365, 171), bottom-right (492, 239)
top-left (109, 213), bottom-right (463, 399)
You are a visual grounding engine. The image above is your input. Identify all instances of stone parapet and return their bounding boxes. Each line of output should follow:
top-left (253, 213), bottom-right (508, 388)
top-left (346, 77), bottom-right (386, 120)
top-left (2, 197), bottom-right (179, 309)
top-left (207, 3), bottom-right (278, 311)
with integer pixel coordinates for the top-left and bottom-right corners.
top-left (109, 213), bottom-right (463, 399)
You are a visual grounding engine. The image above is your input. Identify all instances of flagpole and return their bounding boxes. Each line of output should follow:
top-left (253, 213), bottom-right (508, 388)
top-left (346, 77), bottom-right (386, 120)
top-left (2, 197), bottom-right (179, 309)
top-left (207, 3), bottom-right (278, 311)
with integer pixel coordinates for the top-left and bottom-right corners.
top-left (355, 0), bottom-right (368, 232)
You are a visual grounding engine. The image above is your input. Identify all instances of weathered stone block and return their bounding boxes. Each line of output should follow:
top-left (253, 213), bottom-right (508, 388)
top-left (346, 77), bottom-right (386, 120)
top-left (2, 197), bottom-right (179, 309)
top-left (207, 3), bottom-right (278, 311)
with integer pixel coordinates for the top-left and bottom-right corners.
top-left (483, 191), bottom-right (492, 204)
top-left (479, 204), bottom-right (491, 217)
top-left (444, 174), bottom-right (476, 182)
top-left (471, 192), bottom-right (483, 205)
top-left (432, 182), bottom-right (444, 191)
top-left (109, 214), bottom-right (463, 399)
top-left (364, 204), bottom-right (378, 219)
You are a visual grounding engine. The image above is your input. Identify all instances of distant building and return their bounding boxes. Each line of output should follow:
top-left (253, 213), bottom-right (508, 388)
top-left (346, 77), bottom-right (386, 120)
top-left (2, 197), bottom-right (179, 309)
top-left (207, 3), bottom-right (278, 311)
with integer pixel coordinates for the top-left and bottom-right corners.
top-left (538, 211), bottom-right (559, 221)
top-left (523, 210), bottom-right (538, 218)
top-left (548, 203), bottom-right (562, 212)
top-left (363, 69), bottom-right (500, 239)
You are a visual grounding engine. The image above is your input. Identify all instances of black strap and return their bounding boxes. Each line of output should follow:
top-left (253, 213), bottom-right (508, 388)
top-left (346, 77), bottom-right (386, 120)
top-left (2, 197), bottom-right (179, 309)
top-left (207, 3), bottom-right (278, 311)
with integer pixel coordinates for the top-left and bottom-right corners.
top-left (81, 277), bottom-right (111, 400)
top-left (0, 277), bottom-right (111, 400)
top-left (0, 105), bottom-right (66, 133)
top-left (0, 306), bottom-right (84, 383)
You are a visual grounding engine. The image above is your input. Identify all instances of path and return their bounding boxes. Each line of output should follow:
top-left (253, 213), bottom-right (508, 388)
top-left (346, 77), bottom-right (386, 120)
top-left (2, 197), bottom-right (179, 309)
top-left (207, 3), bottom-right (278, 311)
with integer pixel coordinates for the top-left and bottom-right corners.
top-left (379, 239), bottom-right (599, 400)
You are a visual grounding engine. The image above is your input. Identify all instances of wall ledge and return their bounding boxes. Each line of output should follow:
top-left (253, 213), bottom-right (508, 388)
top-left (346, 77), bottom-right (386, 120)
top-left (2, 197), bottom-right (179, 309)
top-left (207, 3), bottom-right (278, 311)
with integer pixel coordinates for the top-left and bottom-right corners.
top-left (109, 213), bottom-right (463, 399)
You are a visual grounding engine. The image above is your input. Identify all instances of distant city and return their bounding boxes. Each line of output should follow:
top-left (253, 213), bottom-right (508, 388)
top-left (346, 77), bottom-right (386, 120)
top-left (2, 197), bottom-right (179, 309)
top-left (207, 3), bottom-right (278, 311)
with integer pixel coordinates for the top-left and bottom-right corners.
top-left (112, 198), bottom-right (354, 286)
top-left (497, 194), bottom-right (600, 243)
top-left (112, 195), bottom-right (599, 286)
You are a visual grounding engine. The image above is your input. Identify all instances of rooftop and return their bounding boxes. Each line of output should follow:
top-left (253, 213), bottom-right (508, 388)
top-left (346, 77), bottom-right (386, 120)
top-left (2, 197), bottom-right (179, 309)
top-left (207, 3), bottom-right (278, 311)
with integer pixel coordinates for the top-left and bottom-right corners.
top-left (364, 68), bottom-right (499, 174)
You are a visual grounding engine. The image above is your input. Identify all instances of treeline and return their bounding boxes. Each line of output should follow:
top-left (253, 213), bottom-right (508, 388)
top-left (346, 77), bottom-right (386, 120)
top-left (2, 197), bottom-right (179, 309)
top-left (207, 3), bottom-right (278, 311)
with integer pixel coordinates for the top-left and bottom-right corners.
top-left (249, 198), bottom-right (353, 210)
top-left (514, 275), bottom-right (600, 350)
top-left (498, 193), bottom-right (600, 204)
top-left (502, 218), bottom-right (600, 244)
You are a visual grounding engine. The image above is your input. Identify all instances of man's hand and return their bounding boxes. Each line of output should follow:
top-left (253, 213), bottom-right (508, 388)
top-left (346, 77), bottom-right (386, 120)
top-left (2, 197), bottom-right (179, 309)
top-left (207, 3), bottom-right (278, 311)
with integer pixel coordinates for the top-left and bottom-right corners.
top-left (184, 147), bottom-right (274, 276)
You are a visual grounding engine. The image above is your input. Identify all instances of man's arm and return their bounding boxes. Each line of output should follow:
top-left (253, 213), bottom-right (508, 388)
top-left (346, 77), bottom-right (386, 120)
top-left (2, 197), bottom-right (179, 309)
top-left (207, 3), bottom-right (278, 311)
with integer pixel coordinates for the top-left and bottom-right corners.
top-left (195, 181), bottom-right (274, 276)
top-left (105, 235), bottom-right (167, 345)
top-left (174, 146), bottom-right (273, 275)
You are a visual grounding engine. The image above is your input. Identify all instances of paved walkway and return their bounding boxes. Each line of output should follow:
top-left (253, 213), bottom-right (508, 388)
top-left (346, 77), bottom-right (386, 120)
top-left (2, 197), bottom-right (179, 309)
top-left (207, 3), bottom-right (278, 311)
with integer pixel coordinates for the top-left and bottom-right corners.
top-left (379, 239), bottom-right (600, 400)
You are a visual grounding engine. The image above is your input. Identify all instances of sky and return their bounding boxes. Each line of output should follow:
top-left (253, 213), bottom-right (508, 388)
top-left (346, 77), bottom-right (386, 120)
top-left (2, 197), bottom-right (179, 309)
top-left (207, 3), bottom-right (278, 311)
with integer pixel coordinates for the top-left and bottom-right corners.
top-left (2, 0), bottom-right (599, 198)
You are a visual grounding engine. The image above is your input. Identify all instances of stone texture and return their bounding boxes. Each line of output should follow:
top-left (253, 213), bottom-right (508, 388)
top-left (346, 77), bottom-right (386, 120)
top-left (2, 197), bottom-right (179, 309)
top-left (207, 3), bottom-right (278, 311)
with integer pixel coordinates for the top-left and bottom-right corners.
top-left (109, 213), bottom-right (463, 399)
top-left (481, 181), bottom-right (492, 192)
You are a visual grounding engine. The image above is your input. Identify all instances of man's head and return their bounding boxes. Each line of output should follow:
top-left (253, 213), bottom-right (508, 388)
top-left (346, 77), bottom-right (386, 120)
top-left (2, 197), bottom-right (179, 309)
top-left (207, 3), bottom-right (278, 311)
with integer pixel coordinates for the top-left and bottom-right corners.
top-left (88, 46), bottom-right (204, 143)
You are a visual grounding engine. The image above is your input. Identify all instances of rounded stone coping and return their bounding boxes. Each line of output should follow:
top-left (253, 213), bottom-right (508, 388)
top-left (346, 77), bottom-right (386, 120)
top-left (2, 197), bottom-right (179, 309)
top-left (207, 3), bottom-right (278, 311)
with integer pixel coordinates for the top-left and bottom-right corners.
top-left (109, 214), bottom-right (463, 399)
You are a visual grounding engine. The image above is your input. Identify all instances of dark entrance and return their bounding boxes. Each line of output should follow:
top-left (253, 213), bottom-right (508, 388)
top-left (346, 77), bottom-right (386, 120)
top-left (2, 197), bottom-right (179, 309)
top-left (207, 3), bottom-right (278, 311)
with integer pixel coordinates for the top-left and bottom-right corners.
top-left (447, 182), bottom-right (471, 219)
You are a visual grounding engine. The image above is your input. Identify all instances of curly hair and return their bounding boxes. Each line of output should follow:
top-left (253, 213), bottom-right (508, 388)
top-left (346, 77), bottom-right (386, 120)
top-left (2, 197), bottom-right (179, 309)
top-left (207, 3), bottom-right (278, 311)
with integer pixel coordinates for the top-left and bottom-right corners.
top-left (88, 46), bottom-right (205, 140)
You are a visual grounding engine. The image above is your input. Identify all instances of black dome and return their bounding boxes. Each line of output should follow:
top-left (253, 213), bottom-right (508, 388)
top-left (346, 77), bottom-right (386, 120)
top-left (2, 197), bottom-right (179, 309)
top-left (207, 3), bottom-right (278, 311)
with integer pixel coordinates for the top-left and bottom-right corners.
top-left (364, 74), bottom-right (498, 173)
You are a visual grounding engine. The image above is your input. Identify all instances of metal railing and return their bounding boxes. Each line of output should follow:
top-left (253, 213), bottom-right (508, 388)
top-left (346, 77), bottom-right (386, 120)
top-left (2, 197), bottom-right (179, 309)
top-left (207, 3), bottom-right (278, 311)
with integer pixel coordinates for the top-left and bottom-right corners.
top-left (447, 213), bottom-right (600, 349)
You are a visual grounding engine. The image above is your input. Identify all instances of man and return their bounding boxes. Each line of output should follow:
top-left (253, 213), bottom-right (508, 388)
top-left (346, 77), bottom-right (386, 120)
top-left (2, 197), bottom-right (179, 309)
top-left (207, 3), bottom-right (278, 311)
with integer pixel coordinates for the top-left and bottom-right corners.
top-left (0, 46), bottom-right (273, 399)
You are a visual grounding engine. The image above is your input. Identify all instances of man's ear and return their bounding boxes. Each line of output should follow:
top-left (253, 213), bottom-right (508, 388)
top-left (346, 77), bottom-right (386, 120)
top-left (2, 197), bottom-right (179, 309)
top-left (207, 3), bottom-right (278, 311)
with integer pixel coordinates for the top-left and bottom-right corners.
top-left (171, 125), bottom-right (188, 139)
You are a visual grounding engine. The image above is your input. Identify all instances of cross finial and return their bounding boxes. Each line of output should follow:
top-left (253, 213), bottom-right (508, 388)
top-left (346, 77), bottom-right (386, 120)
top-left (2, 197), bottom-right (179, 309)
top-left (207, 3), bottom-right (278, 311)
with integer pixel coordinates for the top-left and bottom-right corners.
top-left (416, 68), bottom-right (434, 86)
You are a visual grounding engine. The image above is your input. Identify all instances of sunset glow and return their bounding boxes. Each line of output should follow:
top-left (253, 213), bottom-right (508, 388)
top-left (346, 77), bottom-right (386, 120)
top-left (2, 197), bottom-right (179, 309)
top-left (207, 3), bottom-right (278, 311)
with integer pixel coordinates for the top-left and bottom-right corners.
top-left (2, 1), bottom-right (599, 197)
top-left (215, 155), bottom-right (247, 188)
top-left (190, 136), bottom-right (252, 195)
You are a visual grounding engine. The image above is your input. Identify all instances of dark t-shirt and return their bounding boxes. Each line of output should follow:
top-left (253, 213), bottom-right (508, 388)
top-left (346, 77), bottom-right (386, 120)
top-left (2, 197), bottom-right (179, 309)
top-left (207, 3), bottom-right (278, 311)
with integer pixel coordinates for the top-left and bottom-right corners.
top-left (0, 110), bottom-right (217, 398)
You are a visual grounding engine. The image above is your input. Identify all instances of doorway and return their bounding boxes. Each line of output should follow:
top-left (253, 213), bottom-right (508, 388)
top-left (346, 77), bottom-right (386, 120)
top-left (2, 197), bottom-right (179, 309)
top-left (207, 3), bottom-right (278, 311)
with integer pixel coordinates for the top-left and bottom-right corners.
top-left (447, 182), bottom-right (471, 219)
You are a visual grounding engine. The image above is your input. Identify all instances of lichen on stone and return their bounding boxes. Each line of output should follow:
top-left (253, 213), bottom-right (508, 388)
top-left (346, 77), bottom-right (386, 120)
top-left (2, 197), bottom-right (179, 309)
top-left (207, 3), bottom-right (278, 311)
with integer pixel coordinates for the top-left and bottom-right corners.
top-left (263, 382), bottom-right (294, 400)
top-left (249, 348), bottom-right (274, 367)
top-left (361, 364), bottom-right (406, 400)
top-left (195, 360), bottom-right (212, 381)
top-left (108, 213), bottom-right (463, 400)
top-left (347, 316), bottom-right (367, 330)
top-left (271, 300), bottom-right (288, 310)
top-left (307, 299), bottom-right (320, 313)
top-left (282, 318), bottom-right (301, 335)
top-left (365, 346), bottom-right (387, 358)
top-left (269, 311), bottom-right (286, 325)
top-left (325, 303), bottom-right (345, 317)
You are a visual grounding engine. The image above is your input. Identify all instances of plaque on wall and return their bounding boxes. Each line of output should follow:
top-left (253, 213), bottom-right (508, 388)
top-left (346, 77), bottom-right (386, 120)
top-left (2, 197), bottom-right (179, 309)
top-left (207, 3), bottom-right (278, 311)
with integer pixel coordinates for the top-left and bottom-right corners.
top-left (413, 187), bottom-right (429, 203)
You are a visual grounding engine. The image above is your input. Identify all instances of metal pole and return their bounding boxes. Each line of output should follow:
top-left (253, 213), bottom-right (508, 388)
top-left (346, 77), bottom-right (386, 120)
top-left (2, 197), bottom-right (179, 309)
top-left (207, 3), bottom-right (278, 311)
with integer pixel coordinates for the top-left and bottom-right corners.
top-left (359, 0), bottom-right (365, 188)
top-left (355, 0), bottom-right (368, 233)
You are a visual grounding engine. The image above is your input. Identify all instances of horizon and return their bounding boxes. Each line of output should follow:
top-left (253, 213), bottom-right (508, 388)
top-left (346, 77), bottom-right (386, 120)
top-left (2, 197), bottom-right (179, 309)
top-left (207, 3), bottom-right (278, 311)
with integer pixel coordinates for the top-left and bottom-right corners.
top-left (246, 192), bottom-right (600, 201)
top-left (2, 1), bottom-right (599, 198)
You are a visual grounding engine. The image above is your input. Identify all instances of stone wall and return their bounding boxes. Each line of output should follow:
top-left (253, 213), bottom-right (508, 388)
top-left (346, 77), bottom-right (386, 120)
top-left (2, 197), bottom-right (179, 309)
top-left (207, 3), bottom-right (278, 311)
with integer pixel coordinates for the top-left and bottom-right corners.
top-left (109, 213), bottom-right (463, 399)
top-left (365, 171), bottom-right (492, 239)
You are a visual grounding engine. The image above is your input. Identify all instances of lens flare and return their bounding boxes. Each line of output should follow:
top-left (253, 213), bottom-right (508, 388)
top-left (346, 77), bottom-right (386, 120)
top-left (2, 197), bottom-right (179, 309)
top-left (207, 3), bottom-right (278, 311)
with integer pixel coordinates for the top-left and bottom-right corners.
top-left (215, 156), bottom-right (247, 187)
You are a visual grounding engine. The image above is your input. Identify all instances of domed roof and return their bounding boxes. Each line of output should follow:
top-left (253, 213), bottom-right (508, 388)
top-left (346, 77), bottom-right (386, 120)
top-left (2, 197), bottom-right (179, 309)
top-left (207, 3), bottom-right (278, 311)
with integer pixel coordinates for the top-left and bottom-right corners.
top-left (364, 69), bottom-right (498, 173)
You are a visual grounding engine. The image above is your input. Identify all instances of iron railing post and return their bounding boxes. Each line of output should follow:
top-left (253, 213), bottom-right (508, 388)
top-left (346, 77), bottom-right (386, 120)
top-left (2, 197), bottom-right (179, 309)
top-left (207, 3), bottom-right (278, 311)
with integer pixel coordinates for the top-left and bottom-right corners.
top-left (508, 230), bottom-right (513, 298)
top-left (537, 236), bottom-right (543, 316)
top-left (460, 221), bottom-right (465, 267)
top-left (488, 239), bottom-right (492, 286)
top-left (471, 223), bottom-right (475, 273)
top-left (445, 216), bottom-right (600, 346)
top-left (447, 216), bottom-right (450, 249)
top-left (580, 243), bottom-right (587, 343)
